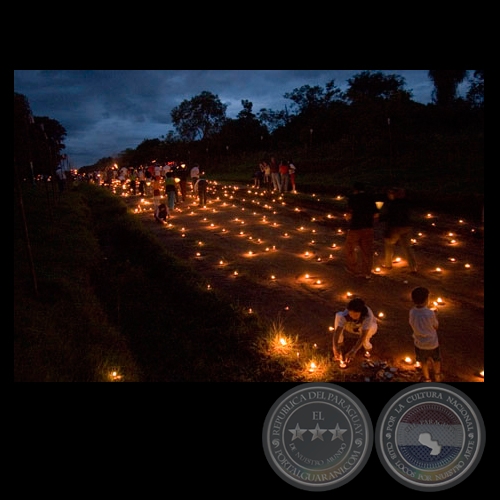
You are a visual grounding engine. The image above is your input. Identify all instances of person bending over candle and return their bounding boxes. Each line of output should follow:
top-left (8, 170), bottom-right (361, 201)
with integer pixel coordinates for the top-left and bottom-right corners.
top-left (332, 297), bottom-right (378, 364)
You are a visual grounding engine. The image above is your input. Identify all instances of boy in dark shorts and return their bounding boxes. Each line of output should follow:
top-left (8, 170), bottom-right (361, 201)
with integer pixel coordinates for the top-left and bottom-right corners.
top-left (409, 286), bottom-right (442, 382)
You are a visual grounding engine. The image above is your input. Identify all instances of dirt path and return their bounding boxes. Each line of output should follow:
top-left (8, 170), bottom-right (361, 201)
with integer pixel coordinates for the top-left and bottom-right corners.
top-left (122, 181), bottom-right (484, 383)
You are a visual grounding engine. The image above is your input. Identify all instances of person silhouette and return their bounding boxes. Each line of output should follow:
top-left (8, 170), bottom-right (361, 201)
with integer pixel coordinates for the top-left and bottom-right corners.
top-left (344, 181), bottom-right (380, 279)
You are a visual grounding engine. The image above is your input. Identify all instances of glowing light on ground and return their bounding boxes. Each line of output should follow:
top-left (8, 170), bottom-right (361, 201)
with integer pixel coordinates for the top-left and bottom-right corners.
top-left (109, 370), bottom-right (123, 381)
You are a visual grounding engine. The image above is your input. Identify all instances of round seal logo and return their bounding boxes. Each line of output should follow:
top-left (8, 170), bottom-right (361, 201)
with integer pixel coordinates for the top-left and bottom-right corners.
top-left (262, 383), bottom-right (373, 491)
top-left (375, 383), bottom-right (485, 491)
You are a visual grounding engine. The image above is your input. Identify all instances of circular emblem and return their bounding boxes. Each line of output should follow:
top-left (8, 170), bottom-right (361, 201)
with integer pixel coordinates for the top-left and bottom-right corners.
top-left (262, 383), bottom-right (373, 491)
top-left (375, 383), bottom-right (485, 491)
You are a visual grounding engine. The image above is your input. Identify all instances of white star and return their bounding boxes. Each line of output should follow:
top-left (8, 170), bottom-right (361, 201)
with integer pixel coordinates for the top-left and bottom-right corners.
top-left (309, 423), bottom-right (327, 441)
top-left (329, 423), bottom-right (347, 441)
top-left (288, 423), bottom-right (307, 441)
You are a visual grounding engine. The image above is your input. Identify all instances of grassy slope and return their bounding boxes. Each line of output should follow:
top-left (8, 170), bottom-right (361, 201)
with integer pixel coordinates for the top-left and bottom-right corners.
top-left (14, 181), bottom-right (280, 382)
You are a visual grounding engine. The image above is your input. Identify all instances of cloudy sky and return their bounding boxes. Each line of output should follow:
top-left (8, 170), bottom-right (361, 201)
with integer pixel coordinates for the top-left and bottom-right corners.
top-left (13, 70), bottom-right (460, 168)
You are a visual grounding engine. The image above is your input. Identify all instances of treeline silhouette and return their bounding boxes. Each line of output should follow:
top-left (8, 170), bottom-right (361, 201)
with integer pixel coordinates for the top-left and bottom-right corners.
top-left (14, 71), bottom-right (483, 216)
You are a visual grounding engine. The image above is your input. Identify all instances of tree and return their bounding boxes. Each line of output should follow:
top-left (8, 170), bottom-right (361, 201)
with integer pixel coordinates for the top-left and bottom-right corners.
top-left (171, 91), bottom-right (227, 141)
top-left (283, 79), bottom-right (344, 114)
top-left (36, 116), bottom-right (67, 168)
top-left (466, 70), bottom-right (484, 109)
top-left (428, 70), bottom-right (468, 107)
top-left (257, 108), bottom-right (289, 133)
top-left (14, 93), bottom-right (67, 179)
top-left (116, 139), bottom-right (163, 168)
top-left (219, 100), bottom-right (269, 152)
top-left (237, 99), bottom-right (256, 120)
top-left (14, 93), bottom-right (34, 180)
top-left (345, 71), bottom-right (412, 104)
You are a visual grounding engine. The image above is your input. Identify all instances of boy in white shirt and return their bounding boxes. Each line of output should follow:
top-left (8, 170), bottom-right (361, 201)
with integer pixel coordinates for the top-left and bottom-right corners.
top-left (409, 286), bottom-right (442, 382)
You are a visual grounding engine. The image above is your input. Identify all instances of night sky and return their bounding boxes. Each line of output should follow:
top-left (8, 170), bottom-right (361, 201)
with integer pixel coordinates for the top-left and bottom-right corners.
top-left (13, 69), bottom-right (460, 168)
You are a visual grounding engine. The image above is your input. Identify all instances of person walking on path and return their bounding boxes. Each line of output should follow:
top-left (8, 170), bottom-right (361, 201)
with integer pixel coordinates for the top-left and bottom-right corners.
top-left (380, 187), bottom-right (418, 273)
top-left (332, 297), bottom-right (378, 364)
top-left (152, 175), bottom-right (162, 211)
top-left (269, 157), bottom-right (280, 192)
top-left (409, 286), bottom-right (442, 382)
top-left (190, 163), bottom-right (200, 192)
top-left (177, 163), bottom-right (188, 202)
top-left (164, 171), bottom-right (177, 216)
top-left (278, 159), bottom-right (290, 193)
top-left (137, 166), bottom-right (146, 196)
top-left (253, 165), bottom-right (263, 188)
top-left (55, 166), bottom-right (67, 193)
top-left (288, 161), bottom-right (297, 192)
top-left (344, 181), bottom-right (380, 279)
top-left (194, 172), bottom-right (208, 206)
top-left (261, 160), bottom-right (271, 189)
top-left (129, 168), bottom-right (137, 195)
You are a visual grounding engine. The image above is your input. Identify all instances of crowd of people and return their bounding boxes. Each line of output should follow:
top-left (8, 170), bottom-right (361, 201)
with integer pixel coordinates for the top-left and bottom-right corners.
top-left (99, 161), bottom-right (210, 220)
top-left (102, 156), bottom-right (301, 221)
top-left (253, 157), bottom-right (297, 193)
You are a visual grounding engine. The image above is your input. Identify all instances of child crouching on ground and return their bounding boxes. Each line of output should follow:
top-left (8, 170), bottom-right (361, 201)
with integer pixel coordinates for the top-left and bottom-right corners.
top-left (332, 297), bottom-right (378, 364)
top-left (154, 202), bottom-right (168, 223)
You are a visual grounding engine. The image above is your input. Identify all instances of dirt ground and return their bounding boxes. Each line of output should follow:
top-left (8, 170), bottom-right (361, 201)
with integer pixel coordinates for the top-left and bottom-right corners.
top-left (122, 181), bottom-right (484, 383)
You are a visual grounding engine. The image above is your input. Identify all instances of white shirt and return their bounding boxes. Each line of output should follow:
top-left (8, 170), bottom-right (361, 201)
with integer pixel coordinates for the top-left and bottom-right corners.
top-left (409, 306), bottom-right (439, 349)
top-left (334, 307), bottom-right (377, 335)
